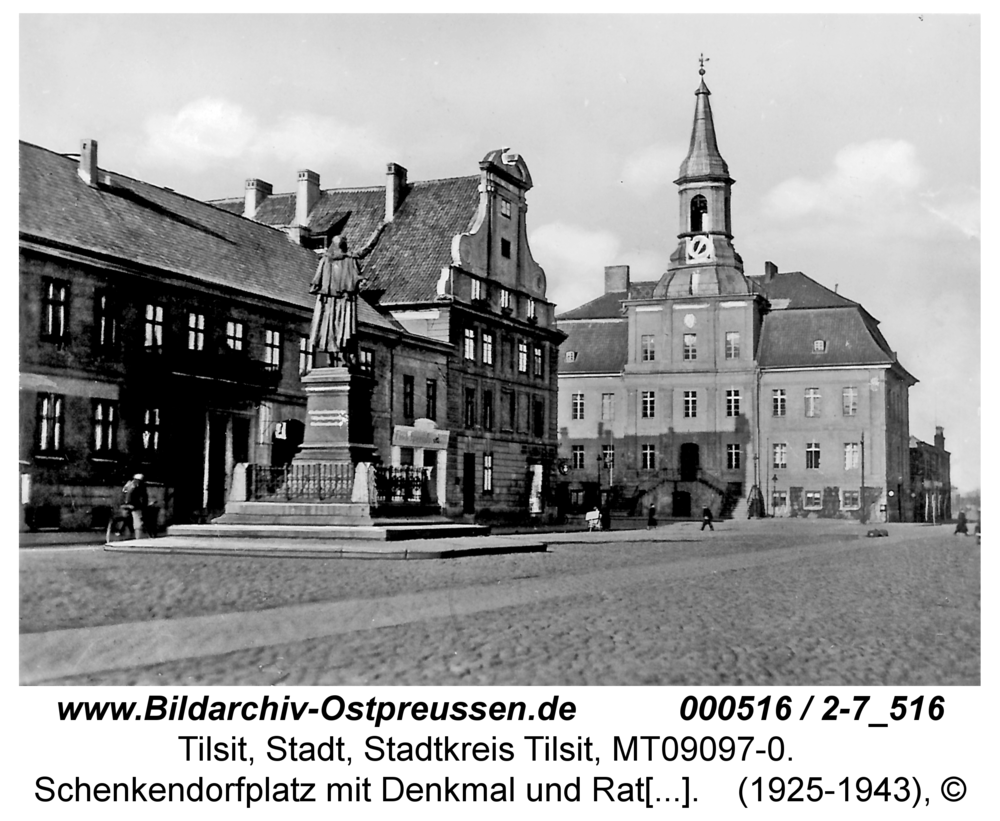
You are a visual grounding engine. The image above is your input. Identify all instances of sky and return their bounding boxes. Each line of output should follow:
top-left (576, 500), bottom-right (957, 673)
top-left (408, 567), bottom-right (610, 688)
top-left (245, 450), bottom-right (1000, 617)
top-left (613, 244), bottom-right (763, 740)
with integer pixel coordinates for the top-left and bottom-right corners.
top-left (18, 13), bottom-right (981, 492)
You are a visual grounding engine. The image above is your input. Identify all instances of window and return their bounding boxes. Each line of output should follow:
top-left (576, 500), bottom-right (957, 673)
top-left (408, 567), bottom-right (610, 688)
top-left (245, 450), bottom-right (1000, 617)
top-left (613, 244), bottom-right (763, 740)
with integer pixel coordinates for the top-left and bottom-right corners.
top-left (358, 348), bottom-right (374, 374)
top-left (532, 398), bottom-right (545, 437)
top-left (92, 400), bottom-right (118, 454)
top-left (773, 443), bottom-right (787, 469)
top-left (683, 333), bottom-right (697, 360)
top-left (463, 328), bottom-right (476, 361)
top-left (41, 279), bottom-right (69, 342)
top-left (725, 331), bottom-right (740, 360)
top-left (142, 408), bottom-right (160, 453)
top-left (483, 454), bottom-right (494, 493)
top-left (500, 198), bottom-right (511, 218)
top-left (727, 443), bottom-right (741, 471)
top-left (504, 390), bottom-right (516, 431)
top-left (464, 388), bottom-right (477, 428)
top-left (500, 288), bottom-right (511, 310)
top-left (772, 490), bottom-right (788, 510)
top-left (690, 194), bottom-right (708, 232)
top-left (517, 341), bottom-right (528, 373)
top-left (471, 278), bottom-right (483, 302)
top-left (94, 290), bottom-right (117, 351)
top-left (482, 390), bottom-right (494, 431)
top-left (298, 336), bottom-right (313, 375)
top-left (425, 379), bottom-right (437, 421)
top-left (500, 238), bottom-right (511, 258)
top-left (144, 303), bottom-right (164, 350)
top-left (641, 334), bottom-right (656, 362)
top-left (571, 446), bottom-right (585, 470)
top-left (842, 386), bottom-right (858, 416)
top-left (806, 442), bottom-right (821, 469)
top-left (565, 351), bottom-right (578, 363)
top-left (482, 332), bottom-right (494, 366)
top-left (570, 489), bottom-right (585, 507)
top-left (842, 490), bottom-right (860, 509)
top-left (772, 389), bottom-right (786, 417)
top-left (641, 444), bottom-right (656, 470)
top-left (226, 320), bottom-right (244, 351)
top-left (683, 390), bottom-right (697, 418)
top-left (813, 339), bottom-right (827, 353)
top-left (641, 390), bottom-right (655, 419)
top-left (402, 375), bottom-right (415, 420)
top-left (726, 389), bottom-right (741, 417)
top-left (187, 312), bottom-right (205, 351)
top-left (264, 329), bottom-right (282, 370)
top-left (601, 393), bottom-right (615, 422)
top-left (844, 442), bottom-right (860, 470)
top-left (571, 392), bottom-right (585, 420)
top-left (527, 298), bottom-right (537, 320)
top-left (601, 444), bottom-right (615, 470)
top-left (804, 387), bottom-right (821, 417)
top-left (37, 393), bottom-right (64, 453)
top-left (804, 490), bottom-right (822, 508)
top-left (533, 345), bottom-right (543, 378)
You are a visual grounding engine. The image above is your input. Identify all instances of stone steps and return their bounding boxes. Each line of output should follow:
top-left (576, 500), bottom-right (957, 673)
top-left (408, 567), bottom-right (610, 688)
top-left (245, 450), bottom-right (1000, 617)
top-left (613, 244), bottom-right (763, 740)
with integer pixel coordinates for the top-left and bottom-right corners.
top-left (165, 522), bottom-right (490, 542)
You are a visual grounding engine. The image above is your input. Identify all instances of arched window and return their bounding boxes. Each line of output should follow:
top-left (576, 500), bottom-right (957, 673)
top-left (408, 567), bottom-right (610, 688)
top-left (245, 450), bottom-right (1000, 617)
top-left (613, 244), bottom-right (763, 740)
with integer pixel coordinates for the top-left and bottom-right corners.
top-left (690, 195), bottom-right (708, 232)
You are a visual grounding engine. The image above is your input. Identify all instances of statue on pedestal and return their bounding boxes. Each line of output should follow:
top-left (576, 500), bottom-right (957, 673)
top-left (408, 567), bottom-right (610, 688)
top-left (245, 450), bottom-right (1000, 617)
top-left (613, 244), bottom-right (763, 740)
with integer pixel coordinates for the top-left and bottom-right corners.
top-left (309, 235), bottom-right (364, 369)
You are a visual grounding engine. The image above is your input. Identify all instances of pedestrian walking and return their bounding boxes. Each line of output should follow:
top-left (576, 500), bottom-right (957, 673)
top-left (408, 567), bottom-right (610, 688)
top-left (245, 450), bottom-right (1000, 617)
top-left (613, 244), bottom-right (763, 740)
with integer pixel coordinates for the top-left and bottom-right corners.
top-left (647, 503), bottom-right (657, 530)
top-left (122, 473), bottom-right (149, 539)
top-left (700, 505), bottom-right (714, 531)
top-left (954, 510), bottom-right (969, 536)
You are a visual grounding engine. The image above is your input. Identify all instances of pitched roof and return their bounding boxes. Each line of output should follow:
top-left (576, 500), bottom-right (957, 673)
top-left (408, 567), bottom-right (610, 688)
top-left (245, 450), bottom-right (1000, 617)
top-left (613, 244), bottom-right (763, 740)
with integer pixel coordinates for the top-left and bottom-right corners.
top-left (556, 280), bottom-right (657, 320)
top-left (18, 140), bottom-right (398, 331)
top-left (558, 320), bottom-right (628, 374)
top-left (757, 306), bottom-right (896, 369)
top-left (752, 270), bottom-right (858, 309)
top-left (214, 175), bottom-right (481, 305)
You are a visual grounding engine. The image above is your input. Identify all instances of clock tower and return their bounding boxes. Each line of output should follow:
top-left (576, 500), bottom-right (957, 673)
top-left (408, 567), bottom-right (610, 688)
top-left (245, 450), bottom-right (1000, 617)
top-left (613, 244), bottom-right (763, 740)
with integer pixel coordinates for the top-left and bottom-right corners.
top-left (654, 61), bottom-right (753, 298)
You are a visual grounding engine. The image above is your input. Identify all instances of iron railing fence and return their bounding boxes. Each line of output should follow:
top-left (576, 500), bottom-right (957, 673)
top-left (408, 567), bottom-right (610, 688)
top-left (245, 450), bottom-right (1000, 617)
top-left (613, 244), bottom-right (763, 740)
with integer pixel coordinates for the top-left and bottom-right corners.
top-left (372, 465), bottom-right (432, 506)
top-left (248, 463), bottom-right (354, 502)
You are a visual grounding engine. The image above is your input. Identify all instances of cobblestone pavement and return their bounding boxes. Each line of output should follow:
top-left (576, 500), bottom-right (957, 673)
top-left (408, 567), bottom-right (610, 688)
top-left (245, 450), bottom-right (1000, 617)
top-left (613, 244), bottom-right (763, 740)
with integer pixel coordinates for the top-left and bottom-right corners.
top-left (20, 521), bottom-right (979, 686)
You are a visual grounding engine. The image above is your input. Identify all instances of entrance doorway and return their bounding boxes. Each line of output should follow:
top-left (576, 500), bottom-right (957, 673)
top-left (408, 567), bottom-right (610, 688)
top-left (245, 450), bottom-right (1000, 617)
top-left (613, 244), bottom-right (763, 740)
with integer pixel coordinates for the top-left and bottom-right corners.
top-left (463, 452), bottom-right (476, 514)
top-left (680, 443), bottom-right (700, 481)
top-left (672, 490), bottom-right (692, 518)
top-left (206, 413), bottom-right (229, 514)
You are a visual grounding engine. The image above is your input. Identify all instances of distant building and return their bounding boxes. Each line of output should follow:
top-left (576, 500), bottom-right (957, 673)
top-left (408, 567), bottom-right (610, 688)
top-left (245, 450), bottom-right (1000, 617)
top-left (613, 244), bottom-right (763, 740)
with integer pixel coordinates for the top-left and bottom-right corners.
top-left (910, 427), bottom-right (951, 522)
top-left (211, 149), bottom-right (564, 521)
top-left (557, 72), bottom-right (917, 522)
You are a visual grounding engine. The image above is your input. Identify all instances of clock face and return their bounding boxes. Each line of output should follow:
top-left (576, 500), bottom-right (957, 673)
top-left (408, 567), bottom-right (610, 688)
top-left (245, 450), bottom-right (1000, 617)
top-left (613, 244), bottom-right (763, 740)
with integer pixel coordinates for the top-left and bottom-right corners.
top-left (686, 235), bottom-right (713, 263)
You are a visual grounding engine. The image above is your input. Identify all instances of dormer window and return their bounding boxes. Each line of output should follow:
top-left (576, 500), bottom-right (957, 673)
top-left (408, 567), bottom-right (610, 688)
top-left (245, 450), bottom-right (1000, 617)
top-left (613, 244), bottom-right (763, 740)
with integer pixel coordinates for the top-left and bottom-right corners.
top-left (565, 351), bottom-right (577, 362)
top-left (500, 289), bottom-right (512, 311)
top-left (690, 195), bottom-right (708, 233)
top-left (471, 278), bottom-right (483, 302)
top-left (527, 298), bottom-right (537, 320)
top-left (813, 339), bottom-right (827, 353)
top-left (500, 238), bottom-right (511, 259)
top-left (500, 198), bottom-right (511, 219)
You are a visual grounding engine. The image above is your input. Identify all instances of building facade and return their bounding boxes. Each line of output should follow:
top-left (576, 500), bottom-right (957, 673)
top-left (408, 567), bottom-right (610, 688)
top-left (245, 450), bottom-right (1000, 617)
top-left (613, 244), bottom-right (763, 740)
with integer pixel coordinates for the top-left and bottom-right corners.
top-left (910, 427), bottom-right (952, 523)
top-left (213, 149), bottom-right (564, 521)
top-left (557, 72), bottom-right (916, 522)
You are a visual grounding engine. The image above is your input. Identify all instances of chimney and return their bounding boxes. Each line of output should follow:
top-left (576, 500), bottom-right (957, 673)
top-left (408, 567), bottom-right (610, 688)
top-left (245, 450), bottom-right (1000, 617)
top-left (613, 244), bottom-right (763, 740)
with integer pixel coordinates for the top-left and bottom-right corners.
top-left (244, 178), bottom-right (272, 220)
top-left (934, 426), bottom-right (945, 451)
top-left (296, 169), bottom-right (320, 227)
top-left (385, 162), bottom-right (408, 221)
top-left (604, 265), bottom-right (630, 294)
top-left (764, 261), bottom-right (778, 282)
top-left (78, 139), bottom-right (99, 188)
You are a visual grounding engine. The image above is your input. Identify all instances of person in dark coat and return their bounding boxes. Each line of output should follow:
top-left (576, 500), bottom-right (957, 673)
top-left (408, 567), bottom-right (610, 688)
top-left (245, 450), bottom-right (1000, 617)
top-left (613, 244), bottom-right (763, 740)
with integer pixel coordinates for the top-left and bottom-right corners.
top-left (954, 510), bottom-right (969, 536)
top-left (647, 503), bottom-right (657, 530)
top-left (701, 505), bottom-right (714, 531)
top-left (122, 473), bottom-right (149, 539)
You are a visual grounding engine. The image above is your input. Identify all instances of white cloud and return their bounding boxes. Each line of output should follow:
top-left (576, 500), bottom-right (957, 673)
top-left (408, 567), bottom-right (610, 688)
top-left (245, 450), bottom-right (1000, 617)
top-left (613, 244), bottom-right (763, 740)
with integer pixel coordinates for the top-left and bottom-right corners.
top-left (762, 139), bottom-right (923, 221)
top-left (620, 143), bottom-right (685, 198)
top-left (530, 222), bottom-right (621, 308)
top-left (921, 187), bottom-right (981, 240)
top-left (141, 97), bottom-right (395, 173)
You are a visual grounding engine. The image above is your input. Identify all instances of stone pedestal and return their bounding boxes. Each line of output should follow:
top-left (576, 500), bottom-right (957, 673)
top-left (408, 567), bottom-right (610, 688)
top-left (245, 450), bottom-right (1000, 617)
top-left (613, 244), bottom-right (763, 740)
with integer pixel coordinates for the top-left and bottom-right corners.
top-left (293, 367), bottom-right (376, 465)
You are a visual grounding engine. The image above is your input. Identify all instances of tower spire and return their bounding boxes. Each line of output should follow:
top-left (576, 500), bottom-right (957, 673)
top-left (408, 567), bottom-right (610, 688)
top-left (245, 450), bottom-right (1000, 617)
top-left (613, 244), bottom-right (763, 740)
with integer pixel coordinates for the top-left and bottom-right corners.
top-left (677, 56), bottom-right (731, 182)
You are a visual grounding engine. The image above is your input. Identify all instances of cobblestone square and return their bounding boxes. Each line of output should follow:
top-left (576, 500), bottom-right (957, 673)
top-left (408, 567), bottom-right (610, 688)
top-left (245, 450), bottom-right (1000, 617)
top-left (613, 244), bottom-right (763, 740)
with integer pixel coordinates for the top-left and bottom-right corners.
top-left (19, 521), bottom-right (979, 686)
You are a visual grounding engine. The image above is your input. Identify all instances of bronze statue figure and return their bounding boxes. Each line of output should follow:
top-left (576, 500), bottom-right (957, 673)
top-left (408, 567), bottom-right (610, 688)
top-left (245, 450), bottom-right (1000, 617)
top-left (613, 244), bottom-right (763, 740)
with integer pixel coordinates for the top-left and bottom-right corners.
top-left (309, 235), bottom-right (363, 367)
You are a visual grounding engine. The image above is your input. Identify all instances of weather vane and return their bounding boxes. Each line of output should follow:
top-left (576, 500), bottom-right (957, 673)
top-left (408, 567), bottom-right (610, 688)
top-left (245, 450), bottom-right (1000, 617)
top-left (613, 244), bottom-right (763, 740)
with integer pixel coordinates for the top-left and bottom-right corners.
top-left (698, 53), bottom-right (709, 76)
